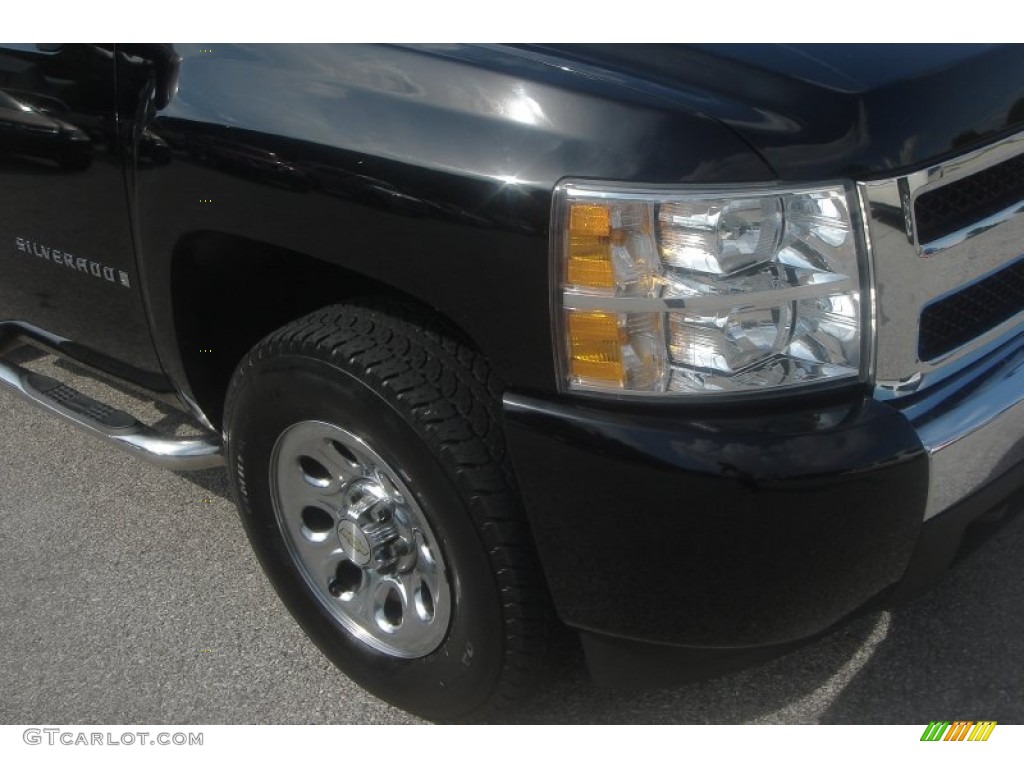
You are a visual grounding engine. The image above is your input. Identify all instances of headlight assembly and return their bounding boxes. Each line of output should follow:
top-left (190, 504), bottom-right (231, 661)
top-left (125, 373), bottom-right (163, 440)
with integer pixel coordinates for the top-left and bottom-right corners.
top-left (553, 181), bottom-right (869, 397)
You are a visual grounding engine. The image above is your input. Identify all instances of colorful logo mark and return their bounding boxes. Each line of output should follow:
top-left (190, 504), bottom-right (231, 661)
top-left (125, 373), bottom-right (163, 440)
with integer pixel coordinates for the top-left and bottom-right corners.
top-left (920, 721), bottom-right (997, 742)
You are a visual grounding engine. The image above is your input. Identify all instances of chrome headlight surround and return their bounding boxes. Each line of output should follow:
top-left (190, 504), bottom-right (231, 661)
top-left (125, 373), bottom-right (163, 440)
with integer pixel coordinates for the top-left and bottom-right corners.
top-left (552, 179), bottom-right (872, 399)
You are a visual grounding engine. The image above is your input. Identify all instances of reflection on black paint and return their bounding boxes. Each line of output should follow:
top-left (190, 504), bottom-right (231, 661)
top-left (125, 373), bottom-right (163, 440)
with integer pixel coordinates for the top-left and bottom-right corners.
top-left (184, 132), bottom-right (310, 190)
top-left (0, 90), bottom-right (92, 171)
top-left (0, 43), bottom-right (165, 383)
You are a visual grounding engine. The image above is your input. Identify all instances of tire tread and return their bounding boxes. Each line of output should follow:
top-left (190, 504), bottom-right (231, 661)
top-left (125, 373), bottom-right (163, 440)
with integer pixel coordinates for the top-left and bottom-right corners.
top-left (225, 301), bottom-right (552, 721)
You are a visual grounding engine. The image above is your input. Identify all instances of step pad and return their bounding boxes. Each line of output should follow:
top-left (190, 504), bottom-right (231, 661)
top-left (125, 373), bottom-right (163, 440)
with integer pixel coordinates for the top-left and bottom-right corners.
top-left (0, 353), bottom-right (223, 470)
top-left (26, 372), bottom-right (137, 430)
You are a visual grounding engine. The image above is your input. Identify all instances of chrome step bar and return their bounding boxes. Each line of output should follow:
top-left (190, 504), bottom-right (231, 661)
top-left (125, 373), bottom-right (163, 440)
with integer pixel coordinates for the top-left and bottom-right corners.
top-left (0, 355), bottom-right (224, 470)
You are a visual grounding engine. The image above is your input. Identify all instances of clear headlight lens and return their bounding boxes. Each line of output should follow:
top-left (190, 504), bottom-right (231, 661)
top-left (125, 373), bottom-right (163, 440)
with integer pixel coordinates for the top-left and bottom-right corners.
top-left (554, 181), bottom-right (867, 397)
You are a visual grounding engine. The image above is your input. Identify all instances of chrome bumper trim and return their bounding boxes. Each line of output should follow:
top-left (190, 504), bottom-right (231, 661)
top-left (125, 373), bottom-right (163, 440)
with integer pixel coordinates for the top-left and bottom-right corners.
top-left (899, 333), bottom-right (1024, 520)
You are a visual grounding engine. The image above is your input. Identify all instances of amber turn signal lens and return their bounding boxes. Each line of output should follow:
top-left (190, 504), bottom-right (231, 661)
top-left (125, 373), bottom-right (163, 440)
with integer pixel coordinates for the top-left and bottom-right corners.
top-left (566, 236), bottom-right (614, 288)
top-left (566, 204), bottom-right (615, 289)
top-left (569, 204), bottom-right (611, 236)
top-left (566, 310), bottom-right (625, 385)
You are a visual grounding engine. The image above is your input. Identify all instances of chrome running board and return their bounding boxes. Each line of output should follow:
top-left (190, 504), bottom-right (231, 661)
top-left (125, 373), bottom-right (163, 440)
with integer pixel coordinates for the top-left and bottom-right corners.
top-left (0, 355), bottom-right (224, 470)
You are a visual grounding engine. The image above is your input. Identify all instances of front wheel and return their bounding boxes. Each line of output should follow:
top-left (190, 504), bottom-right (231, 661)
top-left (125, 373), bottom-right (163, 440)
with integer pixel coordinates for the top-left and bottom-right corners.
top-left (224, 304), bottom-right (551, 721)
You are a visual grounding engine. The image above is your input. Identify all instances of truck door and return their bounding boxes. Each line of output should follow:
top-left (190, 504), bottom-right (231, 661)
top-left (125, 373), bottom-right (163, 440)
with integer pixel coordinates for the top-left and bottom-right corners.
top-left (0, 43), bottom-right (165, 388)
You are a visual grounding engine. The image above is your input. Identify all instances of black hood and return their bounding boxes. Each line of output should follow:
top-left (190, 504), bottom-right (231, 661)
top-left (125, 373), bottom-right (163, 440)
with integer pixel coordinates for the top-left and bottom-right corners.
top-left (533, 44), bottom-right (1024, 180)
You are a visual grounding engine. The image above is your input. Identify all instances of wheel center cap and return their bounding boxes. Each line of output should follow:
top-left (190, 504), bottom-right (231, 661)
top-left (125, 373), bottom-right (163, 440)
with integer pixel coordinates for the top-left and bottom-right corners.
top-left (337, 520), bottom-right (372, 566)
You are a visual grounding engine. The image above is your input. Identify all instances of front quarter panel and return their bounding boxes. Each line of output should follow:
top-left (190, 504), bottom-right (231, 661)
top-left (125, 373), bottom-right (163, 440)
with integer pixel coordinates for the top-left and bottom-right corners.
top-left (124, 43), bottom-right (774, 402)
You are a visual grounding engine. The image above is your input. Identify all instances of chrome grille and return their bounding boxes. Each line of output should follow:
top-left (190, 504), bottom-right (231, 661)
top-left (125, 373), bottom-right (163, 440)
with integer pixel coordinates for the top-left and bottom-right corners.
top-left (914, 152), bottom-right (1024, 243)
top-left (860, 130), bottom-right (1024, 396)
top-left (919, 258), bottom-right (1024, 361)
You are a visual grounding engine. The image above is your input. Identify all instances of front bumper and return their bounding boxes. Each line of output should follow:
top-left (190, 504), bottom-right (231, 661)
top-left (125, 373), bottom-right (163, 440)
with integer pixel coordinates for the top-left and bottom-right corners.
top-left (503, 331), bottom-right (1024, 652)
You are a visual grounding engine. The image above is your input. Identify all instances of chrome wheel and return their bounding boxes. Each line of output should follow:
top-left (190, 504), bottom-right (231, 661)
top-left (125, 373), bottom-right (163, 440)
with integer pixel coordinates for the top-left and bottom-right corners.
top-left (270, 420), bottom-right (451, 658)
top-left (227, 304), bottom-right (551, 720)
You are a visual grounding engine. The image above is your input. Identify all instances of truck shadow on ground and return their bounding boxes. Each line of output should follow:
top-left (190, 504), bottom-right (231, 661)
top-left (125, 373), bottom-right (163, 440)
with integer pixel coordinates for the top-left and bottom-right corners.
top-left (174, 466), bottom-right (233, 502)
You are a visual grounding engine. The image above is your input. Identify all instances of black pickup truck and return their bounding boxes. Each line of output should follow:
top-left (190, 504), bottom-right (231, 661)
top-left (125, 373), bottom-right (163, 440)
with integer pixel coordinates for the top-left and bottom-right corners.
top-left (1, 43), bottom-right (1023, 722)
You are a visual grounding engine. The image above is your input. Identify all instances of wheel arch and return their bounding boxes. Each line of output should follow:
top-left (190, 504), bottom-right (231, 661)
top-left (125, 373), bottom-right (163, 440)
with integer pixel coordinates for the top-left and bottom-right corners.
top-left (169, 230), bottom-right (483, 431)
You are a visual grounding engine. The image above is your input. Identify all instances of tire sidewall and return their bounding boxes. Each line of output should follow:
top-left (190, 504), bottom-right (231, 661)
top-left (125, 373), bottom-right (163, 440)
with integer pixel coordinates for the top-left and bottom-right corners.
top-left (226, 351), bottom-right (506, 720)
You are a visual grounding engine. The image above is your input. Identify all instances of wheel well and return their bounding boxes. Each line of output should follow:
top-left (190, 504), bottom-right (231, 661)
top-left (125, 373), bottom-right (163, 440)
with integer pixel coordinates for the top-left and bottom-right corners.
top-left (171, 231), bottom-right (474, 430)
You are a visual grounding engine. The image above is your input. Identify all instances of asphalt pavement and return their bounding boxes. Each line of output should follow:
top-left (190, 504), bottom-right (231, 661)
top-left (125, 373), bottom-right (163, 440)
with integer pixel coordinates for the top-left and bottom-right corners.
top-left (1, 349), bottom-right (1022, 724)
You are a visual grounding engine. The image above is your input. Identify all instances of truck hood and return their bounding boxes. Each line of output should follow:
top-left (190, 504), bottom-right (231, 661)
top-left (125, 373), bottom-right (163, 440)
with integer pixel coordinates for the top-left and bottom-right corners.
top-left (531, 44), bottom-right (1024, 180)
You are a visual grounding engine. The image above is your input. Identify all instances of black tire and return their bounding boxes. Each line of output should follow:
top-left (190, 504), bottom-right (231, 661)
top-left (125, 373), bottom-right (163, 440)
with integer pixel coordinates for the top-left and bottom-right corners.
top-left (224, 303), bottom-right (551, 721)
